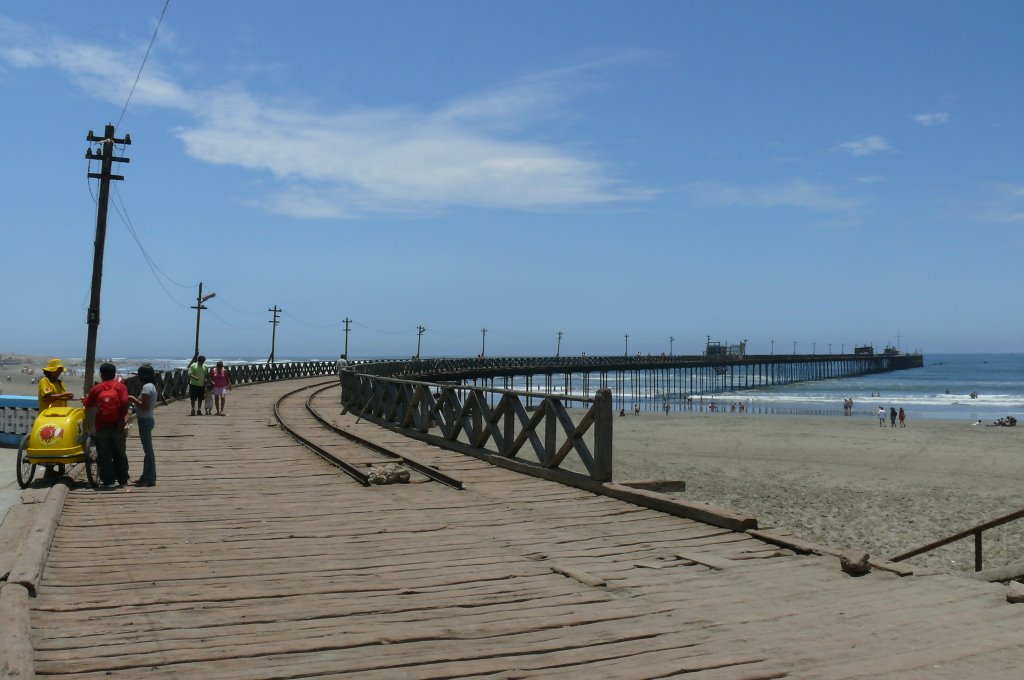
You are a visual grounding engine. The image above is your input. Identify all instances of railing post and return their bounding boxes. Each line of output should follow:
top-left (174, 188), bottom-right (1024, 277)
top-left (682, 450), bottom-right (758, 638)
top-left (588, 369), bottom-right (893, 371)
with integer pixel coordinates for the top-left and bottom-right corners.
top-left (975, 531), bottom-right (983, 572)
top-left (544, 399), bottom-right (556, 466)
top-left (593, 388), bottom-right (613, 481)
top-left (503, 399), bottom-right (514, 457)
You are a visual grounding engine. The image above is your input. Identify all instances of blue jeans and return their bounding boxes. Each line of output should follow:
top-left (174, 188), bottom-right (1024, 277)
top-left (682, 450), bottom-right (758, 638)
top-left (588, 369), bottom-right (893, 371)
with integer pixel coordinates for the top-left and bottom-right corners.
top-left (138, 417), bottom-right (156, 484)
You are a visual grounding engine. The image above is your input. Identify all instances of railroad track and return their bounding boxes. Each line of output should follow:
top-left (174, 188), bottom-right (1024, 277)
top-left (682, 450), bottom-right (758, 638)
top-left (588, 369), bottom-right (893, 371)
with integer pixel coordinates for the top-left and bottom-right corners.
top-left (273, 380), bottom-right (463, 490)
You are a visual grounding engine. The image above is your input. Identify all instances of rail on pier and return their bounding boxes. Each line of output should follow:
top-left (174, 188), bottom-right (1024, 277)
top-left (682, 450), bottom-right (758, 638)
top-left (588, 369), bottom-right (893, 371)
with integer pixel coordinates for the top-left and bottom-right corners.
top-left (341, 371), bottom-right (613, 482)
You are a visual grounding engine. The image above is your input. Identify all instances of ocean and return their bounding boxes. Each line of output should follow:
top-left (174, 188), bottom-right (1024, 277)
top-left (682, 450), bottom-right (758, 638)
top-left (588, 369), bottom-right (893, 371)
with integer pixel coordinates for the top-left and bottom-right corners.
top-left (105, 352), bottom-right (1022, 423)
top-left (676, 353), bottom-right (1024, 422)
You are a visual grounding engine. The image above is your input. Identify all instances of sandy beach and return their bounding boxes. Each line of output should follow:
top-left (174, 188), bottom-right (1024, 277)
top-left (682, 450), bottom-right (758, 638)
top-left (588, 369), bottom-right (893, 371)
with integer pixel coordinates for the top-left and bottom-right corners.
top-left (0, 354), bottom-right (90, 399)
top-left (610, 411), bottom-right (1024, 574)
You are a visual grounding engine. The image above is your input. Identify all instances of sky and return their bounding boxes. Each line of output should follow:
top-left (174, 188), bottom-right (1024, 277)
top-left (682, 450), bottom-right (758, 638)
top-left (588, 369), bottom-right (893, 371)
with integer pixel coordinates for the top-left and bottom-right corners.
top-left (1, 1), bottom-right (1022, 361)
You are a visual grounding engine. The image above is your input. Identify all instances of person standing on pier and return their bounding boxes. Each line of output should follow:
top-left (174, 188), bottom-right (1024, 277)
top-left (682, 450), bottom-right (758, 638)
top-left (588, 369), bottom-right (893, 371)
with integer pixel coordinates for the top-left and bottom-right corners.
top-left (187, 355), bottom-right (208, 416)
top-left (37, 358), bottom-right (75, 478)
top-left (82, 362), bottom-right (130, 488)
top-left (129, 364), bottom-right (158, 487)
top-left (210, 360), bottom-right (231, 416)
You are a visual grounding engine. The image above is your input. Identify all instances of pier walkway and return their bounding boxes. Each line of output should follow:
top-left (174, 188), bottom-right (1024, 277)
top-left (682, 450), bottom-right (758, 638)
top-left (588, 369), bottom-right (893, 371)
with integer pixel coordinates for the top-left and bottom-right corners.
top-left (9, 377), bottom-right (1024, 678)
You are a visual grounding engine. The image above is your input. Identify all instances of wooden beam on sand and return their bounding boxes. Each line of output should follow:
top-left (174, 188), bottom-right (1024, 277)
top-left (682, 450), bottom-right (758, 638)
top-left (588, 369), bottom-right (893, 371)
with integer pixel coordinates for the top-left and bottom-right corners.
top-left (618, 480), bottom-right (687, 492)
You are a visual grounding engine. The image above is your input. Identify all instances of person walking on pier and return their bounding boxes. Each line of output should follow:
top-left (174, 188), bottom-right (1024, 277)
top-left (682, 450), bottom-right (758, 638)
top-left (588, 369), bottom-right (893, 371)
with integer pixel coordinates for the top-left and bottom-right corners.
top-left (210, 360), bottom-right (231, 415)
top-left (129, 364), bottom-right (158, 487)
top-left (82, 362), bottom-right (130, 488)
top-left (187, 355), bottom-right (208, 416)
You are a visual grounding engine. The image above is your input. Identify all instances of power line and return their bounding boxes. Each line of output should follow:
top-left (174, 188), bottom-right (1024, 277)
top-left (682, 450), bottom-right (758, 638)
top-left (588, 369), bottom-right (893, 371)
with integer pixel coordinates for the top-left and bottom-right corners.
top-left (206, 308), bottom-right (264, 331)
top-left (111, 185), bottom-right (193, 289)
top-left (282, 310), bottom-right (336, 329)
top-left (215, 297), bottom-right (265, 316)
top-left (352, 320), bottom-right (414, 335)
top-left (116, 0), bottom-right (172, 128)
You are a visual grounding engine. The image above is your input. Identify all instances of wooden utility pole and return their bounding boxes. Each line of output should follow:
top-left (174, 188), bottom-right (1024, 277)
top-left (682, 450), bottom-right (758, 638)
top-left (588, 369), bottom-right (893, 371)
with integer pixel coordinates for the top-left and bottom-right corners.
top-left (556, 330), bottom-right (563, 358)
top-left (191, 282), bottom-right (216, 362)
top-left (341, 317), bottom-right (352, 357)
top-left (267, 306), bottom-right (281, 364)
top-left (415, 325), bottom-right (425, 360)
top-left (84, 124), bottom-right (130, 390)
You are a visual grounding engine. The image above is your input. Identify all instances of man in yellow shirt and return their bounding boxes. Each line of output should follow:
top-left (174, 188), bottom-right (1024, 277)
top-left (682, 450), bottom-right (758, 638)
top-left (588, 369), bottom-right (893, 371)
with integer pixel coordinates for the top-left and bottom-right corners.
top-left (187, 355), bottom-right (209, 416)
top-left (38, 358), bottom-right (74, 410)
top-left (36, 358), bottom-right (76, 478)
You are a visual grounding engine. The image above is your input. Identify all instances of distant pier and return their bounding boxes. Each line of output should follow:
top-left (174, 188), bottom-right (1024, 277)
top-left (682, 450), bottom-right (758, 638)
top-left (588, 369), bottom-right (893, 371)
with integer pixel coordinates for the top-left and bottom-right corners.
top-left (356, 351), bottom-right (925, 410)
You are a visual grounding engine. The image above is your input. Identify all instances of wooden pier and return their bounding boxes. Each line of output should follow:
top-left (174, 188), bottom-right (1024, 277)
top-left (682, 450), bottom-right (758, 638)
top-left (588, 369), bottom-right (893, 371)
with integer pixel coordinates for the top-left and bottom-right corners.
top-left (5, 374), bottom-right (1022, 679)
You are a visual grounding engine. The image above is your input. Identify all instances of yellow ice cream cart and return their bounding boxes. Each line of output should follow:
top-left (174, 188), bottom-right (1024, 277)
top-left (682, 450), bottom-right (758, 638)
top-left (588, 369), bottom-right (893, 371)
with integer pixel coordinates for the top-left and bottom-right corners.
top-left (16, 406), bottom-right (99, 488)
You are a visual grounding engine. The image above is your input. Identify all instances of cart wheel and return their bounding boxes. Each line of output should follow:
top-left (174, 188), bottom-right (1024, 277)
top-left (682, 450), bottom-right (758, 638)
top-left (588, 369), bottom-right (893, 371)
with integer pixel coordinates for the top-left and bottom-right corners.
top-left (16, 434), bottom-right (36, 489)
top-left (83, 436), bottom-right (99, 489)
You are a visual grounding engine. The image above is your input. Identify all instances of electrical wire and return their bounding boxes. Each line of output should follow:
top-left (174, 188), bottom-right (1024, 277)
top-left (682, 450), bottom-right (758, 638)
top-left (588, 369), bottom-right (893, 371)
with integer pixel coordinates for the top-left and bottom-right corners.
top-left (281, 311), bottom-right (338, 329)
top-left (116, 0), bottom-right (172, 129)
top-left (215, 298), bottom-right (267, 316)
top-left (352, 320), bottom-right (418, 335)
top-left (112, 185), bottom-right (193, 289)
top-left (206, 308), bottom-right (264, 331)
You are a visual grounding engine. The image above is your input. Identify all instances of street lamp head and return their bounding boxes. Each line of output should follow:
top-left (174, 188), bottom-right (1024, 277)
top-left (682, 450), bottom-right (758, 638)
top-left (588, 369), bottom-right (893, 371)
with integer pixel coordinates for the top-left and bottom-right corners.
top-left (201, 292), bottom-right (216, 302)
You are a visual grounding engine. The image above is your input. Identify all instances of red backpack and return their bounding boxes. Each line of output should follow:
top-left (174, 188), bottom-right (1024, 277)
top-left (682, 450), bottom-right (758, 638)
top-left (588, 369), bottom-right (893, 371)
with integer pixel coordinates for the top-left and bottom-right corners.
top-left (95, 382), bottom-right (122, 425)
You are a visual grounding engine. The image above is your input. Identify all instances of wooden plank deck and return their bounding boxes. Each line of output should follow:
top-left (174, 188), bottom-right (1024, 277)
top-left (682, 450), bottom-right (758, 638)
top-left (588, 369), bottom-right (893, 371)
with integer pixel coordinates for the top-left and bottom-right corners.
top-left (28, 377), bottom-right (1024, 679)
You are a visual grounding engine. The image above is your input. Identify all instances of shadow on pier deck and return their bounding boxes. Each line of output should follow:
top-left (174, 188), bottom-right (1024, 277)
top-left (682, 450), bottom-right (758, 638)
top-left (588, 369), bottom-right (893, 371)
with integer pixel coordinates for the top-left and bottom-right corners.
top-left (6, 376), bottom-right (1023, 679)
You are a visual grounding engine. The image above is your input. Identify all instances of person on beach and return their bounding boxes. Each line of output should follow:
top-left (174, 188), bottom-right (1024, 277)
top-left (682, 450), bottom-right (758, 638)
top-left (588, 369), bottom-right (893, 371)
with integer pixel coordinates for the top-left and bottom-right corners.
top-left (210, 360), bottom-right (231, 415)
top-left (187, 355), bottom-right (208, 416)
top-left (889, 407), bottom-right (898, 427)
top-left (898, 408), bottom-right (906, 427)
top-left (82, 362), bottom-right (130, 489)
top-left (634, 404), bottom-right (640, 416)
top-left (37, 358), bottom-right (76, 478)
top-left (664, 402), bottom-right (670, 416)
top-left (877, 406), bottom-right (886, 427)
top-left (129, 364), bottom-right (158, 487)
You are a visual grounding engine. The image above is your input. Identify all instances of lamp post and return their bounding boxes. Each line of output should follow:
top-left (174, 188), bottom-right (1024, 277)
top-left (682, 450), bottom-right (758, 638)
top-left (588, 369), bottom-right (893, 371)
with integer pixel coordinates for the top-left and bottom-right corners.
top-left (556, 331), bottom-right (563, 358)
top-left (191, 282), bottom-right (216, 362)
top-left (480, 328), bottom-right (487, 358)
top-left (669, 336), bottom-right (674, 356)
top-left (624, 334), bottom-right (629, 356)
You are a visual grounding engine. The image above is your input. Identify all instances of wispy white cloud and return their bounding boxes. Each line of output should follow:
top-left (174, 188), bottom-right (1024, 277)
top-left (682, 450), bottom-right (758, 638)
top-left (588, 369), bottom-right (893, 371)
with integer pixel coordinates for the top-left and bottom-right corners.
top-left (682, 179), bottom-right (864, 213)
top-left (913, 112), bottom-right (950, 127)
top-left (0, 15), bottom-right (647, 219)
top-left (855, 175), bottom-right (885, 184)
top-left (832, 135), bottom-right (889, 157)
top-left (976, 184), bottom-right (1024, 224)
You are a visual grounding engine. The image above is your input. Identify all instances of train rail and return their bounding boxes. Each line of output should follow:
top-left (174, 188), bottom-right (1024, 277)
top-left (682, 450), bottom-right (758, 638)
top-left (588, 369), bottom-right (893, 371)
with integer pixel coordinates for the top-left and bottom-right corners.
top-left (273, 381), bottom-right (463, 490)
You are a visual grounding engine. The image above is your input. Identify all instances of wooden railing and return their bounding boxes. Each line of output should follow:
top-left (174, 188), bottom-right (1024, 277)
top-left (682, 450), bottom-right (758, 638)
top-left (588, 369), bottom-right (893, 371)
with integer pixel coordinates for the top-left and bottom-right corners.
top-left (127, 360), bottom-right (339, 403)
top-left (341, 370), bottom-right (614, 482)
top-left (891, 507), bottom-right (1024, 573)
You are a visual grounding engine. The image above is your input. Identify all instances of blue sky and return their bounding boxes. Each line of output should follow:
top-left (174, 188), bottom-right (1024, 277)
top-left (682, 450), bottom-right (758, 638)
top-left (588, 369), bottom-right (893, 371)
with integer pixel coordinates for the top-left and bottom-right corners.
top-left (1, 1), bottom-right (1021, 360)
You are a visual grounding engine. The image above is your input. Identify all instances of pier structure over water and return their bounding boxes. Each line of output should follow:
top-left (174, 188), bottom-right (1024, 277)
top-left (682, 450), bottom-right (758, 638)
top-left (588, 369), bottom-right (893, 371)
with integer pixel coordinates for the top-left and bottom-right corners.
top-left (357, 351), bottom-right (925, 410)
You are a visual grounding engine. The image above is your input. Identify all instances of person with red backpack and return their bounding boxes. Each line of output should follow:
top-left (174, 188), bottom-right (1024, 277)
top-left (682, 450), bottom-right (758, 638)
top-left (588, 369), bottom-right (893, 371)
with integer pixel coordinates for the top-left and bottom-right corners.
top-left (82, 362), bottom-right (130, 489)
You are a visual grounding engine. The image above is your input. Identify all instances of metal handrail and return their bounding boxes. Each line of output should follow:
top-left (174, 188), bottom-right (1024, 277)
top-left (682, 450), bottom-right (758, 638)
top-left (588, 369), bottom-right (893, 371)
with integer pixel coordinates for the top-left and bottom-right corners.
top-left (890, 507), bottom-right (1024, 571)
